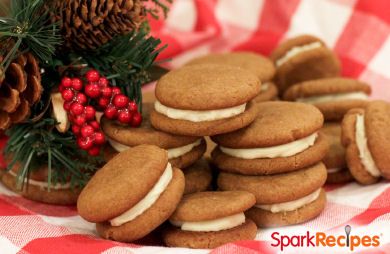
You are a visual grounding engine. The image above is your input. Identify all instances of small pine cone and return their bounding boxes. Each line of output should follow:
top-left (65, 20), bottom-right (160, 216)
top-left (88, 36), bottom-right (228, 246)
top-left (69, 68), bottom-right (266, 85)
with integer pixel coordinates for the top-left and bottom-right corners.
top-left (0, 52), bottom-right (43, 130)
top-left (51, 0), bottom-right (146, 50)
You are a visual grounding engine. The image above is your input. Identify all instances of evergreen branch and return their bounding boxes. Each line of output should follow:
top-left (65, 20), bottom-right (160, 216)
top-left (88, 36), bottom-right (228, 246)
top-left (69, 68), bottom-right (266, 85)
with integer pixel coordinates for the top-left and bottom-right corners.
top-left (4, 117), bottom-right (101, 191)
top-left (0, 0), bottom-right (62, 72)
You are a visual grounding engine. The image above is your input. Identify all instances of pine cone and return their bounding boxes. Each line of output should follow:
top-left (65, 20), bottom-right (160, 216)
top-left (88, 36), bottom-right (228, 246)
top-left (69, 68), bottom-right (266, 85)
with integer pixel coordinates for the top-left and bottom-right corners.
top-left (51, 0), bottom-right (146, 50)
top-left (0, 53), bottom-right (43, 130)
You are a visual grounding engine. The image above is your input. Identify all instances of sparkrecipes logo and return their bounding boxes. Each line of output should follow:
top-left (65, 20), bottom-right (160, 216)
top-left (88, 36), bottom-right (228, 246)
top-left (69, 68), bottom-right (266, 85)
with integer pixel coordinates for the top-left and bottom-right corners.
top-left (271, 225), bottom-right (380, 251)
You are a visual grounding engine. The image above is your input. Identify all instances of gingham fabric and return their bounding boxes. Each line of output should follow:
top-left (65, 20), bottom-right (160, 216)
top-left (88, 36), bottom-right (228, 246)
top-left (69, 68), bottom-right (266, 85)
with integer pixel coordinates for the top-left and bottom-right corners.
top-left (1, 0), bottom-right (390, 253)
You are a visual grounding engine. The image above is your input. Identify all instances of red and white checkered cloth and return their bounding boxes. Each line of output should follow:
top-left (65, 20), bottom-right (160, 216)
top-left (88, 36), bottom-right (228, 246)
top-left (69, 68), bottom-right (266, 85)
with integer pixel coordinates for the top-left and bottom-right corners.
top-left (1, 0), bottom-right (390, 253)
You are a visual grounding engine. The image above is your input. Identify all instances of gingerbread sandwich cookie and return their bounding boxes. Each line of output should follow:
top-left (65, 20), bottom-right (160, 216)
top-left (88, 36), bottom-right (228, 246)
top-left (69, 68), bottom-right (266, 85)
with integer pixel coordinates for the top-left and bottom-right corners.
top-left (1, 165), bottom-right (79, 205)
top-left (341, 101), bottom-right (390, 184)
top-left (211, 101), bottom-right (328, 175)
top-left (102, 103), bottom-right (206, 168)
top-left (218, 162), bottom-right (327, 227)
top-left (77, 145), bottom-right (185, 242)
top-left (186, 52), bottom-right (278, 102)
top-left (163, 191), bottom-right (257, 249)
top-left (322, 123), bottom-right (352, 184)
top-left (271, 35), bottom-right (340, 93)
top-left (284, 78), bottom-right (371, 121)
top-left (150, 64), bottom-right (260, 136)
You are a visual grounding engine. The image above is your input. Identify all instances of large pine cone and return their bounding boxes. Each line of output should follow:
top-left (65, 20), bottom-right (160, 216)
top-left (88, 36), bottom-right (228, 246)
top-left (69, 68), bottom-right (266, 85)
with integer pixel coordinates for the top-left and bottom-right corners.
top-left (51, 0), bottom-right (146, 50)
top-left (0, 53), bottom-right (43, 130)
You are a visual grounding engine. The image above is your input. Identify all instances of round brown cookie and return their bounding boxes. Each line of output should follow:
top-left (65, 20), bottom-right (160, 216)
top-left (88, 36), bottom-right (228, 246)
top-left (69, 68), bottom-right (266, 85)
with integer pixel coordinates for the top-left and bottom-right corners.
top-left (322, 123), bottom-right (352, 184)
top-left (150, 100), bottom-right (258, 136)
top-left (185, 52), bottom-right (276, 82)
top-left (77, 145), bottom-right (185, 242)
top-left (102, 103), bottom-right (199, 149)
top-left (254, 82), bottom-right (279, 102)
top-left (163, 219), bottom-right (257, 249)
top-left (283, 78), bottom-right (371, 121)
top-left (341, 108), bottom-right (378, 184)
top-left (102, 103), bottom-right (206, 168)
top-left (246, 189), bottom-right (326, 228)
top-left (270, 35), bottom-right (340, 94)
top-left (155, 64), bottom-right (260, 110)
top-left (363, 101), bottom-right (390, 179)
top-left (211, 101), bottom-right (327, 175)
top-left (182, 158), bottom-right (212, 195)
top-left (96, 167), bottom-right (185, 242)
top-left (1, 171), bottom-right (79, 205)
top-left (211, 101), bottom-right (324, 148)
top-left (170, 191), bottom-right (256, 222)
top-left (164, 191), bottom-right (257, 249)
top-left (211, 132), bottom-right (328, 175)
top-left (217, 162), bottom-right (327, 204)
top-left (0, 161), bottom-right (79, 205)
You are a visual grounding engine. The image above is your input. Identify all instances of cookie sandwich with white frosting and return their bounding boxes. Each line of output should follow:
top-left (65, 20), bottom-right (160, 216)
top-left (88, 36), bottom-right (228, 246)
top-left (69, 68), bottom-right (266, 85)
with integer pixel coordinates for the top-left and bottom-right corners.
top-left (211, 101), bottom-right (329, 175)
top-left (284, 78), bottom-right (371, 121)
top-left (77, 145), bottom-right (185, 242)
top-left (150, 64), bottom-right (260, 136)
top-left (185, 52), bottom-right (278, 102)
top-left (163, 191), bottom-right (257, 249)
top-left (271, 35), bottom-right (340, 93)
top-left (341, 101), bottom-right (390, 184)
top-left (218, 163), bottom-right (327, 227)
top-left (102, 103), bottom-right (206, 168)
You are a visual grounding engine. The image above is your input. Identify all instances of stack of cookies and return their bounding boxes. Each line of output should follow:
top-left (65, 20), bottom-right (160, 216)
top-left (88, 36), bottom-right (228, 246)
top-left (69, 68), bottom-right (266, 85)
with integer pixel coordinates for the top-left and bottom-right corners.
top-left (212, 101), bottom-right (329, 227)
top-left (271, 35), bottom-right (376, 185)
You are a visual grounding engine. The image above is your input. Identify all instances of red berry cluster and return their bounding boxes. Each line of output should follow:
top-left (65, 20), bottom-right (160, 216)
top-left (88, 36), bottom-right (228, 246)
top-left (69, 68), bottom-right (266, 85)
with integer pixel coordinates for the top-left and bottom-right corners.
top-left (59, 70), bottom-right (142, 156)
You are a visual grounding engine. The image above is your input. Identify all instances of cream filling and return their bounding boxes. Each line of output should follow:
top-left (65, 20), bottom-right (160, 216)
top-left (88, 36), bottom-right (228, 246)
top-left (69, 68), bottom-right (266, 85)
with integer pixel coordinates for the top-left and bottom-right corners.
top-left (170, 213), bottom-right (245, 232)
top-left (296, 92), bottom-right (368, 104)
top-left (261, 82), bottom-right (270, 92)
top-left (276, 41), bottom-right (323, 67)
top-left (110, 163), bottom-right (173, 226)
top-left (256, 188), bottom-right (321, 213)
top-left (108, 138), bottom-right (202, 159)
top-left (154, 100), bottom-right (246, 122)
top-left (220, 132), bottom-right (317, 159)
top-left (355, 115), bottom-right (381, 177)
top-left (8, 171), bottom-right (71, 190)
top-left (327, 168), bottom-right (342, 174)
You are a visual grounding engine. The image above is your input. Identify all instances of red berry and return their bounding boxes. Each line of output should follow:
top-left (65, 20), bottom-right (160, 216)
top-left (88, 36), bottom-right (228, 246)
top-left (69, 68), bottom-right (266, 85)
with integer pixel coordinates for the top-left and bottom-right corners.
top-left (63, 101), bottom-right (72, 111)
top-left (68, 114), bottom-right (74, 122)
top-left (76, 93), bottom-right (87, 105)
top-left (71, 78), bottom-right (83, 91)
top-left (59, 86), bottom-right (64, 92)
top-left (90, 121), bottom-right (100, 130)
top-left (113, 94), bottom-right (129, 108)
top-left (81, 125), bottom-right (95, 138)
top-left (70, 103), bottom-right (84, 116)
top-left (98, 97), bottom-right (110, 108)
top-left (72, 125), bottom-right (81, 135)
top-left (99, 77), bottom-right (109, 87)
top-left (118, 111), bottom-right (132, 124)
top-left (128, 101), bottom-right (138, 112)
top-left (74, 115), bottom-right (86, 126)
top-left (131, 112), bottom-right (142, 127)
top-left (112, 87), bottom-right (121, 96)
top-left (85, 70), bottom-right (100, 82)
top-left (61, 77), bottom-right (72, 88)
top-left (84, 106), bottom-right (96, 120)
top-left (88, 146), bottom-right (100, 156)
top-left (94, 132), bottom-right (106, 145)
top-left (78, 137), bottom-right (93, 150)
top-left (61, 89), bottom-right (74, 102)
top-left (85, 83), bottom-right (101, 98)
top-left (104, 105), bottom-right (118, 119)
top-left (101, 87), bottom-right (112, 98)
